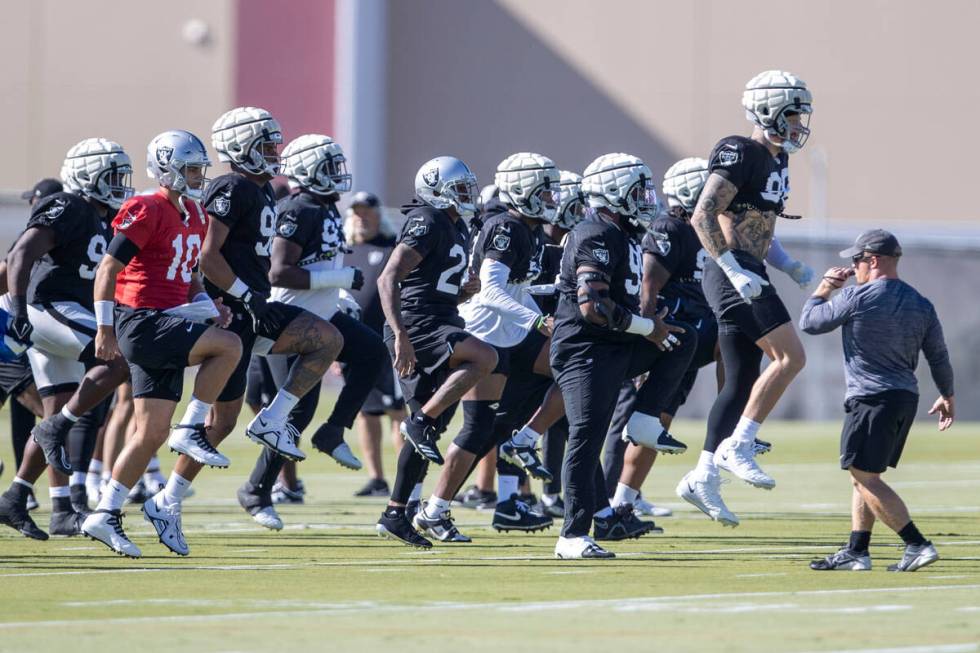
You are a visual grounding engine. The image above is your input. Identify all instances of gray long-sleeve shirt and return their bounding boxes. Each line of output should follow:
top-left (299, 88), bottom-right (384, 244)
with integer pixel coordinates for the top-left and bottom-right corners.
top-left (799, 278), bottom-right (954, 400)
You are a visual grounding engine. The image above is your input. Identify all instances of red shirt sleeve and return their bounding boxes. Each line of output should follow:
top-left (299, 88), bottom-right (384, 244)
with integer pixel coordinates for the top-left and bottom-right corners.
top-left (112, 198), bottom-right (157, 250)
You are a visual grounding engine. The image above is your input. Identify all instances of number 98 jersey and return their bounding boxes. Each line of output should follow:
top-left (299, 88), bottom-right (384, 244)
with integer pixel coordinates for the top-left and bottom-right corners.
top-left (397, 203), bottom-right (469, 327)
top-left (554, 215), bottom-right (642, 344)
top-left (112, 188), bottom-right (208, 310)
top-left (203, 173), bottom-right (279, 295)
top-left (26, 191), bottom-right (110, 310)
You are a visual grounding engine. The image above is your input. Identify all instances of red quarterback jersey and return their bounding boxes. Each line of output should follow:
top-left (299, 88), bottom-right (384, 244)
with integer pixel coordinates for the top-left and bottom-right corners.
top-left (113, 188), bottom-right (208, 309)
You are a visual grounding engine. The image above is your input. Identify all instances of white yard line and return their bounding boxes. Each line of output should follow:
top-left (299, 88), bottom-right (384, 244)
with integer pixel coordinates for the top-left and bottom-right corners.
top-left (794, 643), bottom-right (978, 653)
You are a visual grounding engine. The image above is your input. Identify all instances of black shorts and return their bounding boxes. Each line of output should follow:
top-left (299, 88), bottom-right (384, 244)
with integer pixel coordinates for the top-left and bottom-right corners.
top-left (490, 329), bottom-right (546, 377)
top-left (359, 356), bottom-right (406, 416)
top-left (115, 306), bottom-right (210, 402)
top-left (0, 358), bottom-right (34, 405)
top-left (383, 319), bottom-right (469, 411)
top-left (702, 250), bottom-right (790, 341)
top-left (840, 390), bottom-right (918, 473)
top-left (217, 299), bottom-right (307, 403)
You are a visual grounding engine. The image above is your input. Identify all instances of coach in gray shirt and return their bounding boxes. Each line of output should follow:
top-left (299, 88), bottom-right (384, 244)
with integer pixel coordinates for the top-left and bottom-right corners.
top-left (799, 229), bottom-right (954, 573)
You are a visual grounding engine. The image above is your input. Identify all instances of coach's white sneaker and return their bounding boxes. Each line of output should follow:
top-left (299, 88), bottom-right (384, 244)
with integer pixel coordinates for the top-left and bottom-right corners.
top-left (555, 535), bottom-right (615, 560)
top-left (142, 493), bottom-right (189, 556)
top-left (82, 509), bottom-right (142, 558)
top-left (168, 423), bottom-right (230, 468)
top-left (251, 506), bottom-right (283, 531)
top-left (714, 437), bottom-right (775, 489)
top-left (634, 496), bottom-right (672, 518)
top-left (675, 470), bottom-right (739, 527)
top-left (245, 415), bottom-right (306, 462)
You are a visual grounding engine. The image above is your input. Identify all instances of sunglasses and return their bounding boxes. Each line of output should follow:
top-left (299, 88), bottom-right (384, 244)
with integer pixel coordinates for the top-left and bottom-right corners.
top-left (851, 253), bottom-right (876, 265)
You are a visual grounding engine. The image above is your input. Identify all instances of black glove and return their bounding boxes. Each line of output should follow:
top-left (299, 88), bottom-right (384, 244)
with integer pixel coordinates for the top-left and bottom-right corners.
top-left (8, 296), bottom-right (33, 345)
top-left (241, 289), bottom-right (270, 324)
top-left (350, 268), bottom-right (365, 291)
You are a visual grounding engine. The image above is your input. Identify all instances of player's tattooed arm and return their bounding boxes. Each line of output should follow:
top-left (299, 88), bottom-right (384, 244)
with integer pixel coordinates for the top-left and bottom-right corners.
top-left (268, 237), bottom-right (309, 289)
top-left (379, 243), bottom-right (423, 376)
top-left (729, 207), bottom-right (777, 260)
top-left (640, 253), bottom-right (671, 318)
top-left (690, 173), bottom-right (738, 258)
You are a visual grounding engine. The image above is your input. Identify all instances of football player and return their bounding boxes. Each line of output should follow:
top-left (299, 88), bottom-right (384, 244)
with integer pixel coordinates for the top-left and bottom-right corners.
top-left (0, 139), bottom-right (134, 539)
top-left (237, 133), bottom-right (387, 529)
top-left (157, 107), bottom-right (345, 510)
top-left (413, 153), bottom-right (559, 542)
top-left (677, 71), bottom-right (815, 526)
top-left (375, 156), bottom-right (497, 549)
top-left (80, 130), bottom-right (241, 557)
top-left (551, 153), bottom-right (696, 559)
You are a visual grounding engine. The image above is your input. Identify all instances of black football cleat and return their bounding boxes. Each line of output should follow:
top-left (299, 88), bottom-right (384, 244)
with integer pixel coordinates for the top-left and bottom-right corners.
top-left (401, 418), bottom-right (444, 465)
top-left (49, 509), bottom-right (86, 537)
top-left (593, 504), bottom-right (662, 541)
top-left (499, 440), bottom-right (553, 481)
top-left (376, 510), bottom-right (432, 549)
top-left (492, 495), bottom-right (553, 533)
top-left (0, 492), bottom-right (49, 540)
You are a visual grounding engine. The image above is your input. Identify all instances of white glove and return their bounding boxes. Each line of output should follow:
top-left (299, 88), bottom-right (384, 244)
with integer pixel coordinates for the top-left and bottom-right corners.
top-left (787, 260), bottom-right (815, 288)
top-left (716, 251), bottom-right (769, 303)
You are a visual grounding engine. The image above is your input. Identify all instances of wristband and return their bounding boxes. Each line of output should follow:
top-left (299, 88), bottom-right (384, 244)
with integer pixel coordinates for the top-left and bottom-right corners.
top-left (535, 314), bottom-right (548, 330)
top-left (228, 277), bottom-right (249, 298)
top-left (94, 300), bottom-right (115, 327)
top-left (624, 314), bottom-right (655, 336)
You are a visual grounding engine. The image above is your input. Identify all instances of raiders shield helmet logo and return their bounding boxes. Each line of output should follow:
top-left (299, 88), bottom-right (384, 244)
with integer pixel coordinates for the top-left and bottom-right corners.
top-left (368, 250), bottom-right (384, 266)
top-left (117, 211), bottom-right (138, 230)
top-left (653, 232), bottom-right (671, 256)
top-left (43, 198), bottom-right (68, 219)
top-left (718, 145), bottom-right (739, 166)
top-left (492, 233), bottom-right (511, 251)
top-left (422, 167), bottom-right (440, 187)
top-left (408, 218), bottom-right (429, 237)
top-left (278, 220), bottom-right (297, 237)
top-left (155, 146), bottom-right (174, 167)
top-left (211, 190), bottom-right (232, 216)
top-left (592, 248), bottom-right (610, 265)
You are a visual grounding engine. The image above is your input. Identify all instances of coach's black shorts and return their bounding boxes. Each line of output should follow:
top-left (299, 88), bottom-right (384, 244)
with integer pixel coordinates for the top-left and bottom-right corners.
top-left (359, 354), bottom-right (406, 416)
top-left (217, 299), bottom-right (306, 403)
top-left (383, 318), bottom-right (469, 410)
top-left (0, 358), bottom-right (34, 405)
top-left (840, 390), bottom-right (918, 473)
top-left (702, 250), bottom-right (790, 341)
top-left (115, 306), bottom-right (210, 402)
top-left (490, 329), bottom-right (546, 377)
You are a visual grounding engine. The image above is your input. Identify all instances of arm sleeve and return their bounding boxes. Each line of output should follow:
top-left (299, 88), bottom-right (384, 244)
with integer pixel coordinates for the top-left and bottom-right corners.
top-left (400, 215), bottom-right (439, 258)
top-left (479, 258), bottom-right (541, 331)
top-left (765, 236), bottom-right (795, 272)
top-left (921, 307), bottom-right (955, 397)
top-left (799, 289), bottom-right (858, 335)
top-left (111, 200), bottom-right (155, 249)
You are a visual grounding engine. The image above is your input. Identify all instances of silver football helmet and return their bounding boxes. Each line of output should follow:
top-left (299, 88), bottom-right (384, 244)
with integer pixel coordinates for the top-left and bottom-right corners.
top-left (146, 130), bottom-right (211, 200)
top-left (662, 157), bottom-right (709, 214)
top-left (60, 138), bottom-right (134, 209)
top-left (494, 152), bottom-right (560, 222)
top-left (281, 134), bottom-right (351, 196)
top-left (581, 153), bottom-right (658, 231)
top-left (554, 171), bottom-right (586, 230)
top-left (742, 70), bottom-right (813, 153)
top-left (414, 156), bottom-right (479, 218)
top-left (211, 106), bottom-right (283, 176)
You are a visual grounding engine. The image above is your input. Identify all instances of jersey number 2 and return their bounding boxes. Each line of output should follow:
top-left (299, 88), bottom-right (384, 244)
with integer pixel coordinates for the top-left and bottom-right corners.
top-left (167, 234), bottom-right (202, 283)
top-left (436, 243), bottom-right (467, 294)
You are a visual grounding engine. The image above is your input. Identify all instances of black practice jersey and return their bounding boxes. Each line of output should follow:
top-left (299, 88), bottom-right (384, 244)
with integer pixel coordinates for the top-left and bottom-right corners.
top-left (274, 190), bottom-right (347, 266)
top-left (554, 215), bottom-right (642, 344)
top-left (708, 135), bottom-right (790, 214)
top-left (345, 233), bottom-right (397, 334)
top-left (531, 235), bottom-right (563, 316)
top-left (397, 202), bottom-right (469, 326)
top-left (470, 210), bottom-right (543, 284)
top-left (643, 215), bottom-right (711, 317)
top-left (203, 173), bottom-right (279, 295)
top-left (26, 192), bottom-right (109, 309)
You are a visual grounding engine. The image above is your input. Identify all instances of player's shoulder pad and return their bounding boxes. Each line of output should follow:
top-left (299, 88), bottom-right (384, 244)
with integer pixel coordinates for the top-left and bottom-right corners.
top-left (402, 205), bottom-right (442, 238)
top-left (710, 135), bottom-right (755, 168)
top-left (28, 191), bottom-right (90, 227)
top-left (204, 172), bottom-right (255, 216)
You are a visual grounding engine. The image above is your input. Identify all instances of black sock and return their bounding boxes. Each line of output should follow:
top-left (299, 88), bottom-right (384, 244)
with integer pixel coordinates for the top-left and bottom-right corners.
top-left (897, 521), bottom-right (927, 546)
top-left (848, 530), bottom-right (871, 553)
top-left (384, 505), bottom-right (406, 519)
top-left (6, 482), bottom-right (31, 503)
top-left (52, 496), bottom-right (73, 513)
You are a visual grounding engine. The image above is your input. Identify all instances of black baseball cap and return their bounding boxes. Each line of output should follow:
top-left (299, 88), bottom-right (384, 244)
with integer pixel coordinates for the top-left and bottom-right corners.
top-left (350, 191), bottom-right (380, 208)
top-left (839, 229), bottom-right (902, 258)
top-left (21, 178), bottom-right (63, 201)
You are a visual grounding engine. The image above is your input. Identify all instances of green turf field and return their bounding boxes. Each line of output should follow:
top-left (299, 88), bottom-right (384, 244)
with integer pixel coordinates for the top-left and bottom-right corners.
top-left (0, 403), bottom-right (977, 653)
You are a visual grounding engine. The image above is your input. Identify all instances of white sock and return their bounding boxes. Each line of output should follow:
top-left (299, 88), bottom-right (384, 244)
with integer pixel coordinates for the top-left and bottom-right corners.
top-left (163, 473), bottom-right (192, 506)
top-left (88, 459), bottom-right (103, 474)
top-left (510, 425), bottom-right (541, 448)
top-left (13, 477), bottom-right (33, 490)
top-left (86, 471), bottom-right (101, 484)
top-left (97, 479), bottom-right (130, 512)
top-left (262, 390), bottom-right (299, 423)
top-left (179, 397), bottom-right (212, 427)
top-left (696, 450), bottom-right (717, 475)
top-left (594, 505), bottom-right (614, 518)
top-left (612, 482), bottom-right (639, 507)
top-left (425, 495), bottom-right (450, 518)
top-left (497, 475), bottom-right (519, 501)
top-left (100, 470), bottom-right (111, 483)
top-left (70, 471), bottom-right (86, 487)
top-left (409, 483), bottom-right (423, 502)
top-left (61, 405), bottom-right (80, 422)
top-left (732, 416), bottom-right (761, 444)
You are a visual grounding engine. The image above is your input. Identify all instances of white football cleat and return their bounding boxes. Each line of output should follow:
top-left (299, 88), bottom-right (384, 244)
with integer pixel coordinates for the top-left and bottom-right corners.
top-left (245, 415), bottom-right (306, 462)
top-left (714, 437), bottom-right (775, 489)
top-left (622, 411), bottom-right (663, 449)
top-left (554, 535), bottom-right (615, 560)
top-left (168, 423), bottom-right (229, 468)
top-left (82, 509), bottom-right (142, 558)
top-left (634, 496), bottom-right (672, 518)
top-left (675, 470), bottom-right (739, 527)
top-left (328, 442), bottom-right (362, 470)
top-left (251, 506), bottom-right (283, 531)
top-left (142, 493), bottom-right (189, 556)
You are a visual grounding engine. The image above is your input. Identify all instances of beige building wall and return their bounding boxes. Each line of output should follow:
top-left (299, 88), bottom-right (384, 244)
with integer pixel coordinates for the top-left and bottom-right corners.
top-left (385, 0), bottom-right (979, 226)
top-left (0, 0), bottom-right (235, 193)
